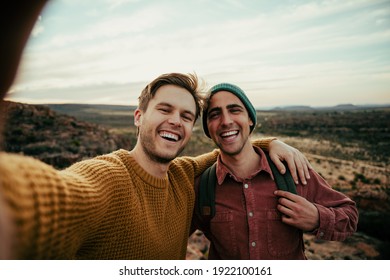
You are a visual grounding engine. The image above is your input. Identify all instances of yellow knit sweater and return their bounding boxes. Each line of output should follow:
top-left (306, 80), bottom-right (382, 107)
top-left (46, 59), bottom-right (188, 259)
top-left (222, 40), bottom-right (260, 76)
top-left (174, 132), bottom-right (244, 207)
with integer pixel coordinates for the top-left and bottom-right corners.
top-left (0, 139), bottom-right (273, 259)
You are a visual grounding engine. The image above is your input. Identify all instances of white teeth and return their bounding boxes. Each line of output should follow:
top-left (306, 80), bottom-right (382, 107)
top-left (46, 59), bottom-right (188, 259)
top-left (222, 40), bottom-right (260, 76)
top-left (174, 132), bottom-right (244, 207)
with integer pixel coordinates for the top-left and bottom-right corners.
top-left (160, 131), bottom-right (179, 141)
top-left (221, 131), bottom-right (238, 137)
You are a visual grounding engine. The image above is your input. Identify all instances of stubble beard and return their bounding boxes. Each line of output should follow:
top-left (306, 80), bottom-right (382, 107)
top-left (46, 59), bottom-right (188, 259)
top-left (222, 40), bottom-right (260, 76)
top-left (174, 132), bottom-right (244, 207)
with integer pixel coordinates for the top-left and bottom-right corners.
top-left (216, 133), bottom-right (249, 157)
top-left (139, 127), bottom-right (184, 164)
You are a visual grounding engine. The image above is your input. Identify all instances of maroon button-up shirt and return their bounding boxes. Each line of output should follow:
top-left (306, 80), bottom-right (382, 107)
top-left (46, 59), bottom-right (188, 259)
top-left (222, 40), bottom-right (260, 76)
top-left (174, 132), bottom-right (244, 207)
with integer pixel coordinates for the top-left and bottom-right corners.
top-left (191, 146), bottom-right (358, 260)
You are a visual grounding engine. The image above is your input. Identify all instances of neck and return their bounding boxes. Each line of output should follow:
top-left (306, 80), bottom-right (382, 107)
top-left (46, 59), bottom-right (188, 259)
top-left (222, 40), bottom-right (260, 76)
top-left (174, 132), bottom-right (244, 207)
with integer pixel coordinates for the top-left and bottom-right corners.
top-left (129, 143), bottom-right (170, 179)
top-left (220, 141), bottom-right (260, 179)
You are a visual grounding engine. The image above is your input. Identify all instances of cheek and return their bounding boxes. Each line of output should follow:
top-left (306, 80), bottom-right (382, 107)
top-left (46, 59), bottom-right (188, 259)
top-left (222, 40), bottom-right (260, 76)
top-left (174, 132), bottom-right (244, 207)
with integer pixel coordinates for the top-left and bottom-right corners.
top-left (183, 124), bottom-right (194, 138)
top-left (207, 121), bottom-right (218, 134)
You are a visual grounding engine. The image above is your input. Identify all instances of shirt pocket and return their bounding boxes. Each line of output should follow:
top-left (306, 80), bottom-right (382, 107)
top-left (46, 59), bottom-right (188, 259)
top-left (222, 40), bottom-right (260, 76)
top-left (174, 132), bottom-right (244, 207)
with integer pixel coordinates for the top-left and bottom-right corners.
top-left (266, 209), bottom-right (302, 258)
top-left (210, 211), bottom-right (238, 258)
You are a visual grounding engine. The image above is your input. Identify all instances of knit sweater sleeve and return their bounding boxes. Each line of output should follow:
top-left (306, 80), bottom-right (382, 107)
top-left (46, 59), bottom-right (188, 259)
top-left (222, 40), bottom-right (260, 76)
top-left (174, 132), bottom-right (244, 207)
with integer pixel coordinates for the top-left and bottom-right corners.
top-left (251, 137), bottom-right (277, 151)
top-left (174, 149), bottom-right (220, 178)
top-left (0, 152), bottom-right (129, 259)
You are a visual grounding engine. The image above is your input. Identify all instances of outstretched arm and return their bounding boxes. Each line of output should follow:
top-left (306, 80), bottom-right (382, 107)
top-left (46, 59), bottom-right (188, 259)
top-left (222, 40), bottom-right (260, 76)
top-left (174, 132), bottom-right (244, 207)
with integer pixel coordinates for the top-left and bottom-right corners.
top-left (0, 0), bottom-right (49, 260)
top-left (253, 138), bottom-right (312, 185)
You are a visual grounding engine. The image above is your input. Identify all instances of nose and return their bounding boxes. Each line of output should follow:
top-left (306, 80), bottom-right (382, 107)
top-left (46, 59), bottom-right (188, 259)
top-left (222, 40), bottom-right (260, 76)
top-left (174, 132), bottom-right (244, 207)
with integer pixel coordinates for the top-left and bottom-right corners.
top-left (220, 111), bottom-right (233, 126)
top-left (168, 112), bottom-right (182, 127)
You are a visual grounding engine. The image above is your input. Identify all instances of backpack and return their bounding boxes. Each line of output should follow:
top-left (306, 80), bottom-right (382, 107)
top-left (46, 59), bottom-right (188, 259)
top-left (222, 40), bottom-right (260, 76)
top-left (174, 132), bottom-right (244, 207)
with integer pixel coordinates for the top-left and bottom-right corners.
top-left (198, 152), bottom-right (297, 219)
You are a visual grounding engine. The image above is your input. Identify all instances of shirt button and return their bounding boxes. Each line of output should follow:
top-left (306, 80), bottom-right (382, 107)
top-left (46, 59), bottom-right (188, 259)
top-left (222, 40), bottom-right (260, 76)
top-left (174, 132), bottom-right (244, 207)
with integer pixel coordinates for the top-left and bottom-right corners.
top-left (319, 232), bottom-right (324, 238)
top-left (249, 212), bottom-right (253, 217)
top-left (244, 184), bottom-right (249, 189)
top-left (251, 242), bottom-right (256, 247)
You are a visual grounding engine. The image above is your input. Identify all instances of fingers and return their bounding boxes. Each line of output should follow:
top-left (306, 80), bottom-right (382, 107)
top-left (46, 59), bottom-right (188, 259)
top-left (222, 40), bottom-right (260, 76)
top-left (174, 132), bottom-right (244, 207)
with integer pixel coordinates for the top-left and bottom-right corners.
top-left (270, 147), bottom-right (302, 185)
top-left (294, 152), bottom-right (308, 185)
top-left (285, 154), bottom-right (299, 184)
top-left (280, 215), bottom-right (295, 226)
top-left (275, 190), bottom-right (320, 231)
top-left (267, 139), bottom-right (312, 185)
top-left (298, 152), bottom-right (311, 180)
top-left (304, 156), bottom-right (313, 170)
top-left (288, 149), bottom-right (311, 185)
top-left (274, 190), bottom-right (302, 209)
top-left (274, 189), bottom-right (297, 200)
top-left (269, 153), bottom-right (286, 174)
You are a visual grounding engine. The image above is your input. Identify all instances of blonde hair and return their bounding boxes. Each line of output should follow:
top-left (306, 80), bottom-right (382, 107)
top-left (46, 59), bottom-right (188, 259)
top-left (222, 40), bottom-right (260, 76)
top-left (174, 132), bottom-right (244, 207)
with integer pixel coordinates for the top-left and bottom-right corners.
top-left (138, 73), bottom-right (203, 121)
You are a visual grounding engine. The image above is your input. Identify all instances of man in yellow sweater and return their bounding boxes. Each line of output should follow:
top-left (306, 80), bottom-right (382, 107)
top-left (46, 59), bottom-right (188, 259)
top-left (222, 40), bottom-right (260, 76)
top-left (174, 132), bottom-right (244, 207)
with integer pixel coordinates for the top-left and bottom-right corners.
top-left (0, 1), bottom-right (311, 260)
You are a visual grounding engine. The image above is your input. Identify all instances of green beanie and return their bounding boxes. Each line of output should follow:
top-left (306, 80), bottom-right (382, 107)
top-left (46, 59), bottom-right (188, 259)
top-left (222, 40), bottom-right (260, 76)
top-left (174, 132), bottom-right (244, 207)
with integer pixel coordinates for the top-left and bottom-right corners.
top-left (202, 83), bottom-right (257, 138)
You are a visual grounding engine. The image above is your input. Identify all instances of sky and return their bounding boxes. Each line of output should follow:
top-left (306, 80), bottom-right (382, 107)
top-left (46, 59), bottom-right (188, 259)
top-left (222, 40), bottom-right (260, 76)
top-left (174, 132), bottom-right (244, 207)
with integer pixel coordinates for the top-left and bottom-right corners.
top-left (6, 0), bottom-right (390, 108)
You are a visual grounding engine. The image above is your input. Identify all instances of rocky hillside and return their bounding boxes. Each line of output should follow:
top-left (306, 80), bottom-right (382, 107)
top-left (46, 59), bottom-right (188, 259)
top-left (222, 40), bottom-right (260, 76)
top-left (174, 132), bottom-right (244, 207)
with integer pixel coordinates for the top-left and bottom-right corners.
top-left (2, 101), bottom-right (134, 169)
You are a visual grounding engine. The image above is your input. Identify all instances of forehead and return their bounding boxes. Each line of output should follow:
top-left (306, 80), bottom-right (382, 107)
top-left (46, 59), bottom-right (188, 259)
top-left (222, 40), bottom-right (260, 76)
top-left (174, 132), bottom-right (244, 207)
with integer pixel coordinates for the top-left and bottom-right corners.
top-left (151, 84), bottom-right (196, 112)
top-left (208, 90), bottom-right (244, 108)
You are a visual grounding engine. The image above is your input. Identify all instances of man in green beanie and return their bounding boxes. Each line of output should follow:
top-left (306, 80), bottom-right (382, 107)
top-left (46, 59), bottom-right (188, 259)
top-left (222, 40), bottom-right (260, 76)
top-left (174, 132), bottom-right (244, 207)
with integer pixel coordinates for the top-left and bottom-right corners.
top-left (192, 83), bottom-right (358, 259)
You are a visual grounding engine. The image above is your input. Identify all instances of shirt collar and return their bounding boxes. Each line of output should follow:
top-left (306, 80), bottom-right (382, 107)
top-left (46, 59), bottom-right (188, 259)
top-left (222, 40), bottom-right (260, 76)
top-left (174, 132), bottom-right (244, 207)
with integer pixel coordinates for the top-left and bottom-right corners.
top-left (216, 146), bottom-right (274, 185)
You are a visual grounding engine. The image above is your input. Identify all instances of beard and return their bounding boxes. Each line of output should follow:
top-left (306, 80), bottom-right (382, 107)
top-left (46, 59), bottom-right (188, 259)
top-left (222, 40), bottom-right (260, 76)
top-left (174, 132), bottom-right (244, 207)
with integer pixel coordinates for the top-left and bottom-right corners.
top-left (217, 142), bottom-right (245, 157)
top-left (139, 126), bottom-right (185, 164)
top-left (215, 133), bottom-right (250, 157)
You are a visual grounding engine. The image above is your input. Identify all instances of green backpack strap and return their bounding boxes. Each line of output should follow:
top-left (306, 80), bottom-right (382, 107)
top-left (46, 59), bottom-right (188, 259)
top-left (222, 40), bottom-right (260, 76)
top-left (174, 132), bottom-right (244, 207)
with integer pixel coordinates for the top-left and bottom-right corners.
top-left (198, 162), bottom-right (217, 218)
top-left (265, 153), bottom-right (297, 194)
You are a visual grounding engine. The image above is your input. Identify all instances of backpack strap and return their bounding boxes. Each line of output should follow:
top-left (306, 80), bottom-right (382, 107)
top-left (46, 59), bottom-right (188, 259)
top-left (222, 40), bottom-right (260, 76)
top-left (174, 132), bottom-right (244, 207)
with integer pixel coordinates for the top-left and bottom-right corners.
top-left (198, 162), bottom-right (217, 218)
top-left (265, 153), bottom-right (297, 194)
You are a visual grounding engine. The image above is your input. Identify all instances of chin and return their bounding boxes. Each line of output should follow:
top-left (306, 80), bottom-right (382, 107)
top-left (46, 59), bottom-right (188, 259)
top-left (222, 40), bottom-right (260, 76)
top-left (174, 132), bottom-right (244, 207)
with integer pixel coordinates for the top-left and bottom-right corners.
top-left (157, 150), bottom-right (183, 163)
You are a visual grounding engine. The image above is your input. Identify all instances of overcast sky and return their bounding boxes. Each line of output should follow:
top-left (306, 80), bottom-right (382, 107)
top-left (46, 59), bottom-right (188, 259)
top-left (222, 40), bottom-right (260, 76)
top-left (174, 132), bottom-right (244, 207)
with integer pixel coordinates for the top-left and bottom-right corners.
top-left (6, 0), bottom-right (390, 108)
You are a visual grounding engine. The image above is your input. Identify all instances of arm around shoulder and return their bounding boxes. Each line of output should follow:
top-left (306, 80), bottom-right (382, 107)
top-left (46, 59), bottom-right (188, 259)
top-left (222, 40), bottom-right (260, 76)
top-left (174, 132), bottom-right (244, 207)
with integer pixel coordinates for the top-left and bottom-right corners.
top-left (177, 149), bottom-right (220, 178)
top-left (251, 137), bottom-right (277, 150)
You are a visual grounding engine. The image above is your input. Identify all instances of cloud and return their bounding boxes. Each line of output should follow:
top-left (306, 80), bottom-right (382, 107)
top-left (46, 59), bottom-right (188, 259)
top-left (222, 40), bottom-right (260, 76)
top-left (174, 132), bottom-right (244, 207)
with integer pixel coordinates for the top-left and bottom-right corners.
top-left (105, 0), bottom-right (141, 10)
top-left (9, 0), bottom-right (390, 107)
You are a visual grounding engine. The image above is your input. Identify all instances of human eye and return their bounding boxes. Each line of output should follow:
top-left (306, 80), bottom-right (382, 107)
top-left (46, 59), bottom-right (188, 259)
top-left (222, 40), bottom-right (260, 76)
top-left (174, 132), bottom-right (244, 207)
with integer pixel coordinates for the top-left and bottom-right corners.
top-left (157, 105), bottom-right (171, 114)
top-left (208, 111), bottom-right (219, 119)
top-left (230, 106), bottom-right (244, 114)
top-left (182, 113), bottom-right (194, 122)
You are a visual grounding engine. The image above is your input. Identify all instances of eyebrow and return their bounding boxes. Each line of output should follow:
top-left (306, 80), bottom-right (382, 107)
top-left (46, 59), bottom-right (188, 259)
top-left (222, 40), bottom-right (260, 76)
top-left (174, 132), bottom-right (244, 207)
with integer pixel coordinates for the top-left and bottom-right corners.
top-left (227, 104), bottom-right (244, 110)
top-left (208, 103), bottom-right (244, 114)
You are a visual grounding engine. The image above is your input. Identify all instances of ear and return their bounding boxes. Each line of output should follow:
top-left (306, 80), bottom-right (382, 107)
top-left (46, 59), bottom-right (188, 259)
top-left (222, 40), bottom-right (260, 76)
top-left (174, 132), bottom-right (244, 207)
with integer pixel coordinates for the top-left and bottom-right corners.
top-left (134, 108), bottom-right (142, 127)
top-left (248, 117), bottom-right (253, 127)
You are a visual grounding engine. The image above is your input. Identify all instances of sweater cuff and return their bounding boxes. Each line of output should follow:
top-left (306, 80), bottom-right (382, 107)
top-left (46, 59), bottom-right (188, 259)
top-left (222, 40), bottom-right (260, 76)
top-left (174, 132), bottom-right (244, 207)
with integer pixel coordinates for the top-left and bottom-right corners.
top-left (251, 137), bottom-right (277, 151)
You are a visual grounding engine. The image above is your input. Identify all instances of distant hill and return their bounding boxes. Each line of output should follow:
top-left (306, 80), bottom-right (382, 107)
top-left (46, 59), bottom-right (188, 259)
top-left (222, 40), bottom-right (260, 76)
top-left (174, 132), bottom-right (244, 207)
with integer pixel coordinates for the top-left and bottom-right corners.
top-left (272, 105), bottom-right (315, 111)
top-left (3, 101), bottom-right (135, 169)
top-left (258, 103), bottom-right (390, 111)
top-left (43, 103), bottom-right (137, 129)
top-left (45, 103), bottom-right (137, 113)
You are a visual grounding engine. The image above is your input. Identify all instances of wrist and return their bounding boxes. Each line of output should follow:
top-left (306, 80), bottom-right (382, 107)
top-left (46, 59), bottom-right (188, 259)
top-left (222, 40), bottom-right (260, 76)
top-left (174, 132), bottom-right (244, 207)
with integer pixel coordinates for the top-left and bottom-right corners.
top-left (252, 137), bottom-right (277, 151)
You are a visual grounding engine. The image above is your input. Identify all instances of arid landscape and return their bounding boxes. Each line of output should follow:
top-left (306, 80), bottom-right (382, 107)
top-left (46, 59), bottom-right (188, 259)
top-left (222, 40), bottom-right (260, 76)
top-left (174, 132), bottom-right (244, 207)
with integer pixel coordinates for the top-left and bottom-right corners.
top-left (2, 101), bottom-right (389, 260)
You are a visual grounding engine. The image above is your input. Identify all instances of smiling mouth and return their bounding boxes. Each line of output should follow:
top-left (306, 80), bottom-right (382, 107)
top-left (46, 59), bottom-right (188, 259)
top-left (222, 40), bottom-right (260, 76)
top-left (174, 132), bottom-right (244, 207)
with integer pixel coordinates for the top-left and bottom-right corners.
top-left (159, 131), bottom-right (181, 142)
top-left (220, 130), bottom-right (238, 138)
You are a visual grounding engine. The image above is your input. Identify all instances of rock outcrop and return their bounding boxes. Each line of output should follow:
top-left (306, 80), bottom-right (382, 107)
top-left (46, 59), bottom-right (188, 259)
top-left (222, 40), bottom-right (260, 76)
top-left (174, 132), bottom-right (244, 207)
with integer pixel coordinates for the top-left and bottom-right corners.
top-left (2, 101), bottom-right (134, 169)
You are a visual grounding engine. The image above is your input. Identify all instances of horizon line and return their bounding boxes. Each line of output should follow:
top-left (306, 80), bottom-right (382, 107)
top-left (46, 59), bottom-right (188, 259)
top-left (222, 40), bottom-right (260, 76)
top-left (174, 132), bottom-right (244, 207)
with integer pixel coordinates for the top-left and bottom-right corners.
top-left (5, 98), bottom-right (390, 110)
